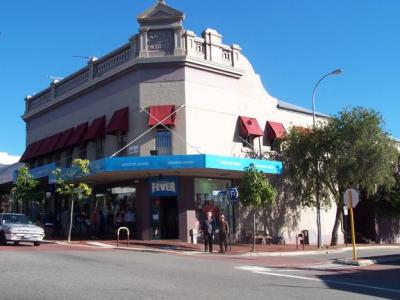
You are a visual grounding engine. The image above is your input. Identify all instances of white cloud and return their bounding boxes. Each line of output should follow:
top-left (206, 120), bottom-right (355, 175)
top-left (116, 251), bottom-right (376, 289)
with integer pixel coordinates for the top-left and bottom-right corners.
top-left (0, 152), bottom-right (21, 165)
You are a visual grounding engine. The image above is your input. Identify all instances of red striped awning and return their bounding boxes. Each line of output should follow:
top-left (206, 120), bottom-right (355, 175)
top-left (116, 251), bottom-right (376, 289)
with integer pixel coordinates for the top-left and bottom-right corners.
top-left (65, 122), bottom-right (88, 147)
top-left (148, 105), bottom-right (176, 127)
top-left (35, 133), bottom-right (63, 157)
top-left (19, 140), bottom-right (43, 162)
top-left (54, 128), bottom-right (75, 151)
top-left (45, 133), bottom-right (62, 154)
top-left (266, 121), bottom-right (286, 140)
top-left (83, 116), bottom-right (106, 142)
top-left (35, 136), bottom-right (53, 157)
top-left (239, 116), bottom-right (263, 137)
top-left (106, 107), bottom-right (129, 134)
top-left (20, 141), bottom-right (37, 162)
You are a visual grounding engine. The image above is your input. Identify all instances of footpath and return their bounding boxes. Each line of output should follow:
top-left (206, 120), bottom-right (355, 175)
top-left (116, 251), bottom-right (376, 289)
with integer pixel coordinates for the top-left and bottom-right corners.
top-left (53, 238), bottom-right (400, 265)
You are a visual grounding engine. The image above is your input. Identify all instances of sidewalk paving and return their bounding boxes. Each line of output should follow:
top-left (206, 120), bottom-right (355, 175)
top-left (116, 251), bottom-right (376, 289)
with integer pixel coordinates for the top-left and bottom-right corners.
top-left (52, 238), bottom-right (400, 259)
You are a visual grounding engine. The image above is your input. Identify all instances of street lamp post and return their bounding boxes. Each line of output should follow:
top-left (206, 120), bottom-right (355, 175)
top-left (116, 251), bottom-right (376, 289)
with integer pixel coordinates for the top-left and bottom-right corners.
top-left (311, 68), bottom-right (343, 249)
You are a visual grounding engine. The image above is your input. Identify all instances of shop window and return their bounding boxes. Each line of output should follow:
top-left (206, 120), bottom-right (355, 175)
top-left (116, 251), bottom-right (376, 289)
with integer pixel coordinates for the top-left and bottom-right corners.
top-left (155, 129), bottom-right (172, 155)
top-left (94, 186), bottom-right (136, 238)
top-left (95, 138), bottom-right (104, 159)
top-left (194, 178), bottom-right (236, 235)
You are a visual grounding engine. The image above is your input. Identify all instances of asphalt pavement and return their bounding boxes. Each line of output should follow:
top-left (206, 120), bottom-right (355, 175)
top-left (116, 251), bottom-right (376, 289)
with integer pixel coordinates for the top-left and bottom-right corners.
top-left (0, 243), bottom-right (399, 300)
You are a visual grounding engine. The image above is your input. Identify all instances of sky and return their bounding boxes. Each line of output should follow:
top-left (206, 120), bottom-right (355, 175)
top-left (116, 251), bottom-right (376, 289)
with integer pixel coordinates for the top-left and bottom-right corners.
top-left (1, 0), bottom-right (400, 162)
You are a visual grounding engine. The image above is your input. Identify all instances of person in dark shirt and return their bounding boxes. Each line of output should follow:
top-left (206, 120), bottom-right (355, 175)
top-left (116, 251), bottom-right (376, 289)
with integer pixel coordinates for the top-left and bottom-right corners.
top-left (202, 211), bottom-right (215, 253)
top-left (218, 214), bottom-right (229, 253)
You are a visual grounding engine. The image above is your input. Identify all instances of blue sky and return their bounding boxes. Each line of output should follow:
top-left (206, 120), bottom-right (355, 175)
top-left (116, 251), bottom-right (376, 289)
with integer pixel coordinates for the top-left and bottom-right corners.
top-left (1, 0), bottom-right (399, 159)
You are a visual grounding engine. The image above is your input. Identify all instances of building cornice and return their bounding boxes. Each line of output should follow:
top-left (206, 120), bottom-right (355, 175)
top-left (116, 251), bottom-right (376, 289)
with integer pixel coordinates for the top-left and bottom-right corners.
top-left (22, 54), bottom-right (244, 121)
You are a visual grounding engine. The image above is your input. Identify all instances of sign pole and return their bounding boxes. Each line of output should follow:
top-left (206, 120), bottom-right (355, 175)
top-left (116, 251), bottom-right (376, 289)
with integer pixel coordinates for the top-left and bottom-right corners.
top-left (349, 191), bottom-right (357, 260)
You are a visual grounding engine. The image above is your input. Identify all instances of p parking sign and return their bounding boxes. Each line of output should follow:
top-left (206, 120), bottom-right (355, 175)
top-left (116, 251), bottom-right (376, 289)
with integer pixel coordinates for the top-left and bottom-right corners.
top-left (227, 187), bottom-right (239, 203)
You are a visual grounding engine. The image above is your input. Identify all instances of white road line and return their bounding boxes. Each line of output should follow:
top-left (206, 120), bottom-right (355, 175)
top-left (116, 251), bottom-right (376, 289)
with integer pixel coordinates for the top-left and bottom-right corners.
top-left (235, 266), bottom-right (400, 294)
top-left (86, 242), bottom-right (115, 248)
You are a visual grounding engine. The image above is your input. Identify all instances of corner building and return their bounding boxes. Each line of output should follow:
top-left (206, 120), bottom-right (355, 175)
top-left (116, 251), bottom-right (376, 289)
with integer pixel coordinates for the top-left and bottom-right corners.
top-left (19, 1), bottom-right (339, 244)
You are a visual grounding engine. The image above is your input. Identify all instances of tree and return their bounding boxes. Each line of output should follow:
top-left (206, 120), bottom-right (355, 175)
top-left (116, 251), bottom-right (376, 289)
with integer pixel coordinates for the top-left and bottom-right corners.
top-left (282, 107), bottom-right (398, 246)
top-left (53, 159), bottom-right (92, 243)
top-left (238, 164), bottom-right (277, 250)
top-left (375, 156), bottom-right (400, 218)
top-left (12, 166), bottom-right (40, 213)
top-left (239, 164), bottom-right (277, 208)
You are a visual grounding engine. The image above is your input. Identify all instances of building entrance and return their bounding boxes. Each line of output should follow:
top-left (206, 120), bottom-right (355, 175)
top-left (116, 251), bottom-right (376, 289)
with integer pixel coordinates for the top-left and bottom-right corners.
top-left (152, 197), bottom-right (178, 239)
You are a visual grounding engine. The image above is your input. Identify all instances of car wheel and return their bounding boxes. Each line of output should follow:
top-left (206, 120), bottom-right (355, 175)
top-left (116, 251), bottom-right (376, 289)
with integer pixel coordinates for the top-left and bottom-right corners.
top-left (33, 242), bottom-right (40, 247)
top-left (0, 232), bottom-right (6, 246)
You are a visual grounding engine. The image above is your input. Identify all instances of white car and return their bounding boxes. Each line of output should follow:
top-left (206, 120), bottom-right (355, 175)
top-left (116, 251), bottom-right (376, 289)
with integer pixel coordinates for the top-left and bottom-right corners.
top-left (0, 213), bottom-right (45, 246)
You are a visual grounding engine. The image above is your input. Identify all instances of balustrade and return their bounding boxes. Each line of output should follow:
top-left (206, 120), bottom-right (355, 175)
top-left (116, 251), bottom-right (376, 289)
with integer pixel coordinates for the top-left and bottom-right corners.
top-left (26, 29), bottom-right (240, 114)
top-left (56, 70), bottom-right (89, 97)
top-left (94, 46), bottom-right (131, 76)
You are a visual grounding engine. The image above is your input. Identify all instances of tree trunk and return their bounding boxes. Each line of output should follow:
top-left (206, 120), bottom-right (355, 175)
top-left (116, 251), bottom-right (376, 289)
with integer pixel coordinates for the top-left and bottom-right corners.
top-left (252, 212), bottom-right (256, 252)
top-left (330, 204), bottom-right (342, 246)
top-left (67, 197), bottom-right (74, 243)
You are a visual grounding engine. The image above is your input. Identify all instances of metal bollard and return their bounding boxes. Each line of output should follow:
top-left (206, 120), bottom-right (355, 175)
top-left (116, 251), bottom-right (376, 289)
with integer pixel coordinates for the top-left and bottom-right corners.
top-left (117, 227), bottom-right (130, 248)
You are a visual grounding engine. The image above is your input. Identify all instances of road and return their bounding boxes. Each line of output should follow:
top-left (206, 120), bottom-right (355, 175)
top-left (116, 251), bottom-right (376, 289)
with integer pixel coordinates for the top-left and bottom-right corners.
top-left (0, 243), bottom-right (399, 300)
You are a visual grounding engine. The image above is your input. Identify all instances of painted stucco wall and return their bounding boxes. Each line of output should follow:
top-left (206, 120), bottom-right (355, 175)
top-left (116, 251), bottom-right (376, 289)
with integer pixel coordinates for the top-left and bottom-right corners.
top-left (184, 50), bottom-right (340, 245)
top-left (26, 66), bottom-right (186, 161)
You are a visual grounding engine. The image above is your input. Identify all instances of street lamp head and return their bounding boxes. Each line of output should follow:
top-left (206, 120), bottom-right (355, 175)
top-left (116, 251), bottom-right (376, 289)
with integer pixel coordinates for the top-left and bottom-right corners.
top-left (330, 69), bottom-right (343, 75)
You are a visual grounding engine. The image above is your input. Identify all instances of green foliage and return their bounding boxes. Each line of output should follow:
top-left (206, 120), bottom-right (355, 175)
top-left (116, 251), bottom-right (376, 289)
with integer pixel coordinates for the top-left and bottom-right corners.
top-left (375, 162), bottom-right (400, 217)
top-left (12, 166), bottom-right (40, 202)
top-left (53, 159), bottom-right (92, 200)
top-left (282, 106), bottom-right (398, 244)
top-left (283, 107), bottom-right (398, 207)
top-left (238, 164), bottom-right (277, 208)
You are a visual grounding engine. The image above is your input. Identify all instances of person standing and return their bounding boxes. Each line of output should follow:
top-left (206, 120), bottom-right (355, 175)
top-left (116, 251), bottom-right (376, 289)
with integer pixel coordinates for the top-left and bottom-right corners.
top-left (218, 214), bottom-right (229, 253)
top-left (202, 211), bottom-right (215, 253)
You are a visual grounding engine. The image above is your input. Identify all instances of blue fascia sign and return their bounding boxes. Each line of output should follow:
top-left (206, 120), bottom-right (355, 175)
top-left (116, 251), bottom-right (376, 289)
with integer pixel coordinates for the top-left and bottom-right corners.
top-left (48, 154), bottom-right (282, 184)
top-left (205, 155), bottom-right (282, 174)
top-left (89, 155), bottom-right (282, 175)
top-left (148, 176), bottom-right (179, 197)
top-left (13, 163), bottom-right (56, 183)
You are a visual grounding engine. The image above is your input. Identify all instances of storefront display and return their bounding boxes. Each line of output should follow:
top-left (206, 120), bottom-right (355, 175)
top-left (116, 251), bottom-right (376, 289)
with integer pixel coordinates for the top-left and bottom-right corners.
top-left (194, 178), bottom-right (236, 234)
top-left (94, 185), bottom-right (136, 237)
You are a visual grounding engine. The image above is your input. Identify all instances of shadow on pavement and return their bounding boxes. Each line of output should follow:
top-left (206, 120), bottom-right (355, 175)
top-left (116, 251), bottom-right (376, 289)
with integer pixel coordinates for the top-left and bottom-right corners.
top-left (317, 266), bottom-right (400, 299)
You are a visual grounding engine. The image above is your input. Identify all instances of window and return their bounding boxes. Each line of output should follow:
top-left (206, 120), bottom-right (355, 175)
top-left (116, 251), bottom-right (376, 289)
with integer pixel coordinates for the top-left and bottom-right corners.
top-left (65, 149), bottom-right (73, 168)
top-left (155, 129), bottom-right (172, 155)
top-left (241, 135), bottom-right (255, 149)
top-left (54, 153), bottom-right (61, 167)
top-left (95, 138), bottom-right (104, 159)
top-left (79, 144), bottom-right (87, 159)
top-left (117, 133), bottom-right (127, 157)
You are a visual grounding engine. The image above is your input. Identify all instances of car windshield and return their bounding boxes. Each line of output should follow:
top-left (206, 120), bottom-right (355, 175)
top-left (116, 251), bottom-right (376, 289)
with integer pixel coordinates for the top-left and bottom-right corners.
top-left (2, 214), bottom-right (32, 225)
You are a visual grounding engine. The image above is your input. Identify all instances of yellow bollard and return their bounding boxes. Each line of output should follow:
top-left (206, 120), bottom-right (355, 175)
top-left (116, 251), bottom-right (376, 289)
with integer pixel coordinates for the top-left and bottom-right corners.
top-left (349, 191), bottom-right (357, 260)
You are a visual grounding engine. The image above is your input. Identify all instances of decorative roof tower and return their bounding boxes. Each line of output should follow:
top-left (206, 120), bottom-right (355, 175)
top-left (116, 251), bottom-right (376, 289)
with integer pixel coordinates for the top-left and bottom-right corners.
top-left (137, 0), bottom-right (185, 57)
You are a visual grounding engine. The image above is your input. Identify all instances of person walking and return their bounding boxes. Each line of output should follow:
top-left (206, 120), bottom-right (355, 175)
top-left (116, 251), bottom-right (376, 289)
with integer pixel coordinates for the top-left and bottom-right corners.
top-left (218, 214), bottom-right (229, 253)
top-left (202, 211), bottom-right (215, 253)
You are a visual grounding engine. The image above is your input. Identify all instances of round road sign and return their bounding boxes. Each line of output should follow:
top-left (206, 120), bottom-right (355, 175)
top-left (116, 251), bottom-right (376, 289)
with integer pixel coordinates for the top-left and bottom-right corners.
top-left (343, 188), bottom-right (360, 208)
